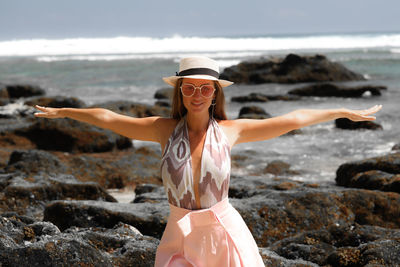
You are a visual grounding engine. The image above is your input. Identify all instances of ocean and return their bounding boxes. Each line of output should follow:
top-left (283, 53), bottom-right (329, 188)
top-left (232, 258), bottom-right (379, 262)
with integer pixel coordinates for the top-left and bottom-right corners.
top-left (1, 32), bottom-right (399, 184)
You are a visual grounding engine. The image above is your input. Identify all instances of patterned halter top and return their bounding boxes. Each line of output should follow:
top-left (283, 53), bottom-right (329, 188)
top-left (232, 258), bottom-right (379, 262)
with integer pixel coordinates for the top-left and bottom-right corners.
top-left (160, 117), bottom-right (231, 210)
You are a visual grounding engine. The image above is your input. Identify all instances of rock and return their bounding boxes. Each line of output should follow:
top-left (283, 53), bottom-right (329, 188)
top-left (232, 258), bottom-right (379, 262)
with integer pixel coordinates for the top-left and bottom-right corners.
top-left (5, 149), bottom-right (68, 174)
top-left (270, 224), bottom-right (400, 266)
top-left (0, 84), bottom-right (45, 99)
top-left (231, 93), bottom-right (300, 103)
top-left (14, 118), bottom-right (132, 152)
top-left (392, 143), bottom-right (400, 151)
top-left (0, 215), bottom-right (159, 267)
top-left (341, 170), bottom-right (400, 193)
top-left (154, 88), bottom-right (174, 100)
top-left (259, 248), bottom-right (319, 266)
top-left (335, 118), bottom-right (383, 130)
top-left (94, 100), bottom-right (171, 118)
top-left (133, 184), bottom-right (167, 203)
top-left (52, 146), bottom-right (162, 189)
top-left (43, 200), bottom-right (169, 238)
top-left (3, 173), bottom-right (116, 202)
top-left (24, 95), bottom-right (87, 108)
top-left (335, 152), bottom-right (400, 187)
top-left (229, 187), bottom-right (400, 247)
top-left (264, 160), bottom-right (300, 176)
top-left (154, 100), bottom-right (171, 107)
top-left (288, 83), bottom-right (386, 97)
top-left (238, 106), bottom-right (271, 119)
top-left (0, 172), bottom-right (116, 219)
top-left (220, 54), bottom-right (365, 84)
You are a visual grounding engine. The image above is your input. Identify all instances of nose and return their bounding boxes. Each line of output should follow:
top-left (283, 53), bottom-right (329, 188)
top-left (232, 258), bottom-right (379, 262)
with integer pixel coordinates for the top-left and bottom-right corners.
top-left (192, 87), bottom-right (202, 98)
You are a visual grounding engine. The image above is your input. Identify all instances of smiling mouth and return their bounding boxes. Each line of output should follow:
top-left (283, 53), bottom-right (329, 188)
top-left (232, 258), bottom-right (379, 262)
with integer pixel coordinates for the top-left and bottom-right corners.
top-left (191, 102), bottom-right (204, 107)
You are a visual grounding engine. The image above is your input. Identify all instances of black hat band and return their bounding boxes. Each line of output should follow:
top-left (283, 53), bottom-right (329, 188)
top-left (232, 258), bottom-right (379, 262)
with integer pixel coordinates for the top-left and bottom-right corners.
top-left (178, 68), bottom-right (219, 79)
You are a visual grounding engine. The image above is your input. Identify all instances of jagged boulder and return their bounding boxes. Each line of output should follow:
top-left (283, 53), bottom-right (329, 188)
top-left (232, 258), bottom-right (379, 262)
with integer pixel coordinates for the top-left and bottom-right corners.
top-left (14, 118), bottom-right (132, 152)
top-left (335, 152), bottom-right (400, 192)
top-left (0, 84), bottom-right (45, 99)
top-left (288, 83), bottom-right (386, 97)
top-left (44, 200), bottom-right (169, 238)
top-left (220, 54), bottom-right (365, 84)
top-left (0, 214), bottom-right (158, 267)
top-left (335, 118), bottom-right (383, 130)
top-left (238, 106), bottom-right (271, 119)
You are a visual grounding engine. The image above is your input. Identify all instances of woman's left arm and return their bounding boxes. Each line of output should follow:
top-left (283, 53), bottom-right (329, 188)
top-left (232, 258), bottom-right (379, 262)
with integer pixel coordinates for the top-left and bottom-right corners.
top-left (226, 105), bottom-right (382, 145)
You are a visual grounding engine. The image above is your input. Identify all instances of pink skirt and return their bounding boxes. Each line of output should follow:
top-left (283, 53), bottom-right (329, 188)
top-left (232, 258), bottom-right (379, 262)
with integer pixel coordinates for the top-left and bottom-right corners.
top-left (155, 198), bottom-right (264, 267)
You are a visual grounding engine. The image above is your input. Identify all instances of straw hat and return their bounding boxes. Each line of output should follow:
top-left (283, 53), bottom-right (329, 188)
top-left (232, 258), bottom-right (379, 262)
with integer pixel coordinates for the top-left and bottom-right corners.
top-left (163, 56), bottom-right (234, 88)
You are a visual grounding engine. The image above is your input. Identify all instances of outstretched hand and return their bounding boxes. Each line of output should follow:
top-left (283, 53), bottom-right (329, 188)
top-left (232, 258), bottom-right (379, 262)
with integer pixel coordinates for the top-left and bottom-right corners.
top-left (34, 105), bottom-right (65, 119)
top-left (344, 104), bottom-right (382, 121)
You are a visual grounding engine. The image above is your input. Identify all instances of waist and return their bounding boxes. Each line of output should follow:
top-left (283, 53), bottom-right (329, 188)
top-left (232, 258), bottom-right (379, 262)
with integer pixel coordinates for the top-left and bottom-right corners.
top-left (168, 197), bottom-right (231, 223)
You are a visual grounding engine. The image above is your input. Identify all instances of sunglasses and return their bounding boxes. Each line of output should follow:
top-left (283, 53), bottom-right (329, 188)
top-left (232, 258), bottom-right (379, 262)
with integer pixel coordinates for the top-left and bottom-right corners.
top-left (180, 83), bottom-right (215, 98)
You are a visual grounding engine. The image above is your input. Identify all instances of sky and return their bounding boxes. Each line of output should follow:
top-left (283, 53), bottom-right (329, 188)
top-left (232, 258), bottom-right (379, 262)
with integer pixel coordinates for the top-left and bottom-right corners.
top-left (0, 0), bottom-right (399, 40)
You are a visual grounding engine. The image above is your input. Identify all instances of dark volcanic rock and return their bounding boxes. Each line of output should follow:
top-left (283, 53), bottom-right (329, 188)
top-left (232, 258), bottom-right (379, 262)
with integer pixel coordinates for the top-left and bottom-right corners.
top-left (54, 146), bottom-right (162, 189)
top-left (220, 54), bottom-right (365, 84)
top-left (393, 143), bottom-right (400, 151)
top-left (25, 95), bottom-right (87, 108)
top-left (6, 149), bottom-right (67, 174)
top-left (288, 83), bottom-right (386, 97)
top-left (3, 174), bottom-right (116, 203)
top-left (154, 88), bottom-right (174, 100)
top-left (260, 248), bottom-right (319, 266)
top-left (270, 224), bottom-right (400, 266)
top-left (0, 215), bottom-right (159, 267)
top-left (335, 118), bottom-right (383, 130)
top-left (95, 100), bottom-right (171, 118)
top-left (0, 172), bottom-right (116, 218)
top-left (14, 118), bottom-right (132, 152)
top-left (133, 184), bottom-right (167, 203)
top-left (231, 93), bottom-right (300, 103)
top-left (238, 106), bottom-right (271, 119)
top-left (0, 84), bottom-right (45, 99)
top-left (264, 160), bottom-right (300, 177)
top-left (336, 153), bottom-right (400, 193)
top-left (44, 200), bottom-right (169, 238)
top-left (230, 187), bottom-right (400, 247)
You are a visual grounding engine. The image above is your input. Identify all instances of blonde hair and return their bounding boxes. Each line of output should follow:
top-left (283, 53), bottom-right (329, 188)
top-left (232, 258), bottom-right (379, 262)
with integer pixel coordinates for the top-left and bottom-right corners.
top-left (171, 79), bottom-right (227, 120)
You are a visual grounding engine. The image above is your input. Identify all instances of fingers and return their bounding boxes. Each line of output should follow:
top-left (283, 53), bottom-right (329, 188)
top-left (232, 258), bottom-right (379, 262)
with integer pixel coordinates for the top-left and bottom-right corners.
top-left (34, 105), bottom-right (53, 118)
top-left (34, 105), bottom-right (47, 112)
top-left (346, 104), bottom-right (382, 122)
top-left (359, 105), bottom-right (382, 116)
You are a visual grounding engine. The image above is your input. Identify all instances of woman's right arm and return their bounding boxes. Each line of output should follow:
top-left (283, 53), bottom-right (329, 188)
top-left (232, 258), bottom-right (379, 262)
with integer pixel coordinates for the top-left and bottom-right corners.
top-left (34, 105), bottom-right (172, 143)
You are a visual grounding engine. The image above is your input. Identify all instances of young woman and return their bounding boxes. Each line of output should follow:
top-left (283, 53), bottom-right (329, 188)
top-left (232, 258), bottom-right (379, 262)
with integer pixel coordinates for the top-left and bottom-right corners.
top-left (35, 56), bottom-right (382, 266)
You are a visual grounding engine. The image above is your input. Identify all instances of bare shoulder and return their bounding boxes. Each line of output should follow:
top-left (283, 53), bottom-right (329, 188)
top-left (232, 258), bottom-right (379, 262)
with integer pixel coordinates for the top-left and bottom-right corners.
top-left (216, 119), bottom-right (240, 147)
top-left (155, 117), bottom-right (179, 148)
top-left (154, 117), bottom-right (179, 131)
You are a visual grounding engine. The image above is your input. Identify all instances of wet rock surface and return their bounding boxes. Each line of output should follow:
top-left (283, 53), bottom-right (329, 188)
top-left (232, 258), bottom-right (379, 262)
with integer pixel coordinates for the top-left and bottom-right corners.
top-left (335, 118), bottom-right (383, 130)
top-left (336, 152), bottom-right (400, 192)
top-left (0, 172), bottom-right (116, 219)
top-left (0, 84), bottom-right (46, 99)
top-left (231, 92), bottom-right (300, 103)
top-left (0, 213), bottom-right (159, 267)
top-left (238, 105), bottom-right (271, 119)
top-left (288, 83), bottom-right (386, 97)
top-left (220, 54), bottom-right (365, 84)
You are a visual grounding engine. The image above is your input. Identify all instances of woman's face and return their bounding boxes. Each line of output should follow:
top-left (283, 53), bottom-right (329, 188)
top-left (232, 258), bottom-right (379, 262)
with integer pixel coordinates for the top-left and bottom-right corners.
top-left (181, 78), bottom-right (215, 116)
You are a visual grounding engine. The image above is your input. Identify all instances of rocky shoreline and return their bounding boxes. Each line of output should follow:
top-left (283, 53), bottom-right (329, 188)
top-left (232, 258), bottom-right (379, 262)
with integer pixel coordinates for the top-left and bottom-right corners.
top-left (1, 55), bottom-right (399, 266)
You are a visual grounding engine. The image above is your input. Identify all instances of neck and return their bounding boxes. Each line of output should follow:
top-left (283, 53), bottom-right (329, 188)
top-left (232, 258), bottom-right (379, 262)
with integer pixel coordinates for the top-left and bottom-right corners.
top-left (186, 112), bottom-right (210, 133)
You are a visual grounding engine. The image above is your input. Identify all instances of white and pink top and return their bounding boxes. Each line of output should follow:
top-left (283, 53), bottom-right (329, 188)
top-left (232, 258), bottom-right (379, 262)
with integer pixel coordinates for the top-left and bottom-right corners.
top-left (160, 117), bottom-right (231, 210)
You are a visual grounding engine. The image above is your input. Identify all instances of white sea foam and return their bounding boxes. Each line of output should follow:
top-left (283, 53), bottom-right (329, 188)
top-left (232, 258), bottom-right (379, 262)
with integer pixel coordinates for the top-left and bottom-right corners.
top-left (1, 33), bottom-right (400, 60)
top-left (391, 48), bottom-right (400, 53)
